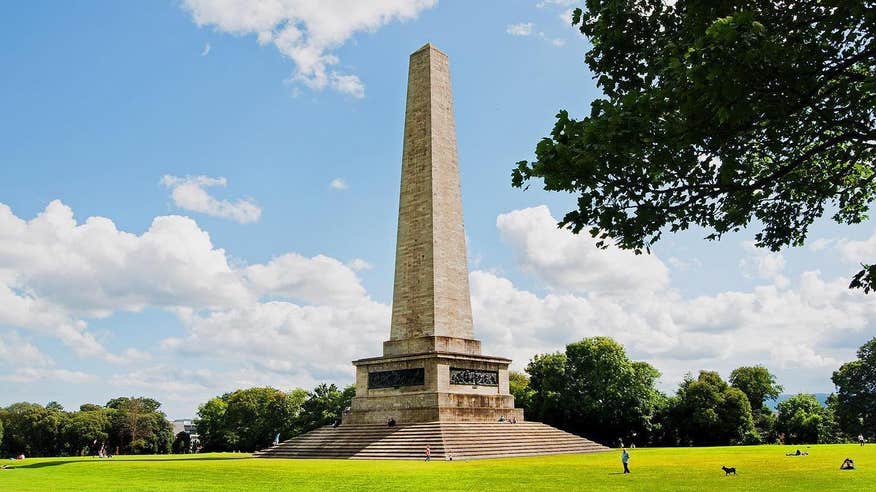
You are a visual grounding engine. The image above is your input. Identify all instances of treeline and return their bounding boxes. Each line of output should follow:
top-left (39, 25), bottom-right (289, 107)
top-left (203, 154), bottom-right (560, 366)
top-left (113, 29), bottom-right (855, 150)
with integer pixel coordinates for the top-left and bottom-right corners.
top-left (3, 338), bottom-right (871, 456)
top-left (0, 383), bottom-right (357, 457)
top-left (511, 336), bottom-right (876, 447)
top-left (196, 383), bottom-right (355, 452)
top-left (0, 398), bottom-right (172, 457)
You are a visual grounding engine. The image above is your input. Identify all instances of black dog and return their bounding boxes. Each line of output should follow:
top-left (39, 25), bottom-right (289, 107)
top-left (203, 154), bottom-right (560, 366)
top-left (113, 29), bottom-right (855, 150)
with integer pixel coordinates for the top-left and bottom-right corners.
top-left (722, 466), bottom-right (737, 476)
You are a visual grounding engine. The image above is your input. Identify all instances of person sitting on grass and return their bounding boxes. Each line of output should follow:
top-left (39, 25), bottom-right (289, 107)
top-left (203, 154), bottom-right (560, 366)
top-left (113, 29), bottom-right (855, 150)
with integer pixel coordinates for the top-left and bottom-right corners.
top-left (840, 458), bottom-right (855, 470)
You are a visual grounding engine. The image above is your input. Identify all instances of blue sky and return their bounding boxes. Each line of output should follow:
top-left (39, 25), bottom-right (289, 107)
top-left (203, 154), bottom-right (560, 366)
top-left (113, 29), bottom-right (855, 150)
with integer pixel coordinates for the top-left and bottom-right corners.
top-left (1, 0), bottom-right (874, 419)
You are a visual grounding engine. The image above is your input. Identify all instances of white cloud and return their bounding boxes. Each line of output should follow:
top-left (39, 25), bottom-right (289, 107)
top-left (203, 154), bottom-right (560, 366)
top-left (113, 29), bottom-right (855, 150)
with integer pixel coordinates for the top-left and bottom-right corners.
top-left (181, 0), bottom-right (437, 98)
top-left (347, 258), bottom-right (373, 271)
top-left (559, 8), bottom-right (576, 25)
top-left (329, 178), bottom-right (348, 190)
top-left (537, 0), bottom-right (579, 7)
top-left (0, 200), bottom-right (253, 360)
top-left (0, 200), bottom-right (253, 315)
top-left (161, 175), bottom-right (261, 223)
top-left (739, 241), bottom-right (789, 288)
top-left (474, 205), bottom-right (876, 391)
top-left (0, 199), bottom-right (388, 389)
top-left (667, 256), bottom-right (701, 271)
top-left (537, 31), bottom-right (565, 47)
top-left (121, 348), bottom-right (152, 363)
top-left (836, 231), bottom-right (876, 263)
top-left (244, 253), bottom-right (368, 306)
top-left (496, 206), bottom-right (669, 294)
top-left (108, 365), bottom-right (323, 415)
top-left (506, 22), bottom-right (534, 36)
top-left (0, 331), bottom-right (102, 385)
top-left (4, 198), bottom-right (875, 413)
top-left (200, 42), bottom-right (211, 56)
top-left (0, 331), bottom-right (54, 367)
top-left (506, 23), bottom-right (565, 46)
top-left (330, 75), bottom-right (364, 99)
top-left (165, 297), bottom-right (388, 378)
top-left (808, 238), bottom-right (834, 252)
top-left (0, 367), bottom-right (95, 384)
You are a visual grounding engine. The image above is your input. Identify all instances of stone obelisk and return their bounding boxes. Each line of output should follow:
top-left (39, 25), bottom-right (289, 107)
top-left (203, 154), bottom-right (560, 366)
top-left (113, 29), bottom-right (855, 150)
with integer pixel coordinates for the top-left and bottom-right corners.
top-left (385, 43), bottom-right (478, 357)
top-left (256, 45), bottom-right (605, 461)
top-left (344, 44), bottom-right (521, 424)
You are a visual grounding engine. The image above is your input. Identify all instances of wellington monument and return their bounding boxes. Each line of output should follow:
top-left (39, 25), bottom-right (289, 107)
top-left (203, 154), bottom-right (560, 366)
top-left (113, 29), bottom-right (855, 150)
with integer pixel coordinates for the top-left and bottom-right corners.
top-left (343, 43), bottom-right (522, 424)
top-left (257, 45), bottom-right (605, 459)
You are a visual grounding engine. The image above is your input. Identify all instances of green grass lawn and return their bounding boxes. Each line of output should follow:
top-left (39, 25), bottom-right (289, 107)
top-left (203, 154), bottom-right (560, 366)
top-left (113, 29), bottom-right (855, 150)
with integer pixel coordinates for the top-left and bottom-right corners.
top-left (1, 444), bottom-right (872, 491)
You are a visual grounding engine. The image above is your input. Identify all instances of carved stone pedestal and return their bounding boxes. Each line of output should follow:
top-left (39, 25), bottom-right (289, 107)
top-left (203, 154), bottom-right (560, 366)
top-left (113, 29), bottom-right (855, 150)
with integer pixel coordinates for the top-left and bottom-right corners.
top-left (343, 351), bottom-right (523, 424)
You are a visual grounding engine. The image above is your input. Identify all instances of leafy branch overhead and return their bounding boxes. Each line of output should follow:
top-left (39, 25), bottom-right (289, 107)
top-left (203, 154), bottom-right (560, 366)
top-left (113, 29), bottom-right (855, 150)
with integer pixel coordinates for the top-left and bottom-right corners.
top-left (512, 1), bottom-right (875, 289)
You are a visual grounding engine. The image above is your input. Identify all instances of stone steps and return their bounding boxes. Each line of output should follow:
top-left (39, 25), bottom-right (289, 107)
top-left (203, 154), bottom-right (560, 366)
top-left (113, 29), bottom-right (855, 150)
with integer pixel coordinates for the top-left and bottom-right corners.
top-left (254, 421), bottom-right (608, 460)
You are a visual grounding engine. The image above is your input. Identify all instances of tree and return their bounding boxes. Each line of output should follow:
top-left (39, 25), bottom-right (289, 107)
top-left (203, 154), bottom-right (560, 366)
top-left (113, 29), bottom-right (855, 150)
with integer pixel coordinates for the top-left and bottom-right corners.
top-left (821, 394), bottom-right (846, 444)
top-left (831, 336), bottom-right (876, 438)
top-left (172, 431), bottom-right (192, 454)
top-left (196, 387), bottom-right (308, 452)
top-left (62, 409), bottom-right (111, 456)
top-left (0, 402), bottom-right (64, 457)
top-left (524, 352), bottom-right (568, 427)
top-left (270, 388), bottom-right (309, 443)
top-left (46, 401), bottom-right (64, 412)
top-left (196, 396), bottom-right (233, 452)
top-left (223, 387), bottom-right (308, 452)
top-left (563, 337), bottom-right (664, 444)
top-left (297, 384), bottom-right (355, 433)
top-left (106, 397), bottom-right (172, 454)
top-left (730, 366), bottom-right (783, 411)
top-left (669, 371), bottom-right (755, 445)
top-left (222, 388), bottom-right (281, 452)
top-left (730, 365), bottom-right (783, 442)
top-left (523, 338), bottom-right (665, 445)
top-left (509, 371), bottom-right (536, 416)
top-left (776, 394), bottom-right (828, 444)
top-left (512, 1), bottom-right (876, 290)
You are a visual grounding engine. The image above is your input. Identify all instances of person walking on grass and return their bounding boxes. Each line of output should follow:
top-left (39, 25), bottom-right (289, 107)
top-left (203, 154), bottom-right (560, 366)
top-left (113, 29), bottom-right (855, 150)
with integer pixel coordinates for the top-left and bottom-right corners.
top-left (425, 445), bottom-right (431, 462)
top-left (621, 448), bottom-right (630, 474)
top-left (859, 434), bottom-right (865, 446)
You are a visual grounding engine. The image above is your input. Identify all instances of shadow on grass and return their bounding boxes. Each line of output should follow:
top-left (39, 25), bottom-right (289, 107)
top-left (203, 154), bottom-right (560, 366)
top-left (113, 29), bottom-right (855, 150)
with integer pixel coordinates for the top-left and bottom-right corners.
top-left (14, 456), bottom-right (252, 469)
top-left (9, 461), bottom-right (81, 469)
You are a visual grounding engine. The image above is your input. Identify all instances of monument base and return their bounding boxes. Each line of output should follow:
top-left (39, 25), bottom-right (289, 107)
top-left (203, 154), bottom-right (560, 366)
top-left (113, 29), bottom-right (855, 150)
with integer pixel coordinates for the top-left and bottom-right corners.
top-left (254, 421), bottom-right (609, 460)
top-left (344, 350), bottom-right (522, 425)
top-left (343, 393), bottom-right (524, 424)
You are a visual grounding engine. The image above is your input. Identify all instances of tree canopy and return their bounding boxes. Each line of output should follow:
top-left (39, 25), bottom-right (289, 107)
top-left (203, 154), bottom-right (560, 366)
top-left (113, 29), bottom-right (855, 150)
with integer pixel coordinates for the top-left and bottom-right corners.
top-left (196, 387), bottom-right (308, 452)
top-left (669, 371), bottom-right (755, 445)
top-left (522, 337), bottom-right (664, 444)
top-left (0, 398), bottom-right (173, 457)
top-left (512, 0), bottom-right (876, 289)
top-left (730, 365), bottom-right (783, 412)
top-left (195, 384), bottom-right (353, 453)
top-left (776, 394), bottom-right (828, 444)
top-left (831, 336), bottom-right (876, 438)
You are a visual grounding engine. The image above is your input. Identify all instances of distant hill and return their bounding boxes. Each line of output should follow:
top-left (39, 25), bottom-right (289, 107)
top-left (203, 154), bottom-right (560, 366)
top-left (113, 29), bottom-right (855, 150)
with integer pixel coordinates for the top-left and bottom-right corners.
top-left (765, 393), bottom-right (830, 411)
